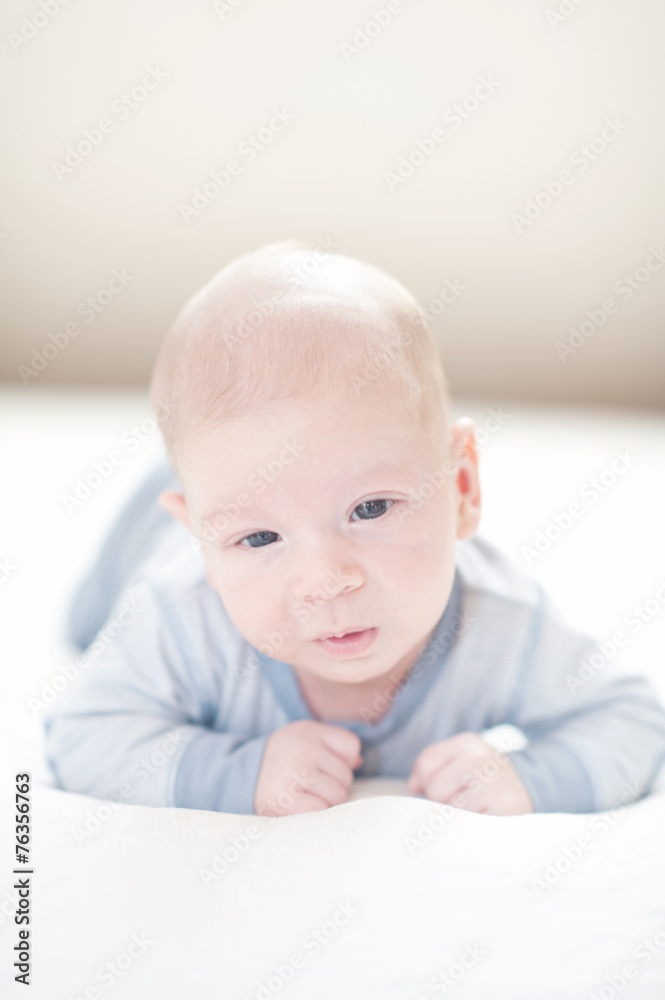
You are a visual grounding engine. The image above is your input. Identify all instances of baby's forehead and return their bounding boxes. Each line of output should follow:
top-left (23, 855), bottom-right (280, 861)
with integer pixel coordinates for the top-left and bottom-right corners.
top-left (187, 401), bottom-right (437, 518)
top-left (186, 382), bottom-right (433, 479)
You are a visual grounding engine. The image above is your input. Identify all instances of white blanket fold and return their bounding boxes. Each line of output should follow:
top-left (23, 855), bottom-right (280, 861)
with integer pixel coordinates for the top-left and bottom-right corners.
top-left (3, 781), bottom-right (664, 999)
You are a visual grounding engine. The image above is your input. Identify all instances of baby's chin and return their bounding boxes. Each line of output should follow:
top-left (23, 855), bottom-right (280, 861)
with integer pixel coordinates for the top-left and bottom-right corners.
top-left (293, 653), bottom-right (396, 686)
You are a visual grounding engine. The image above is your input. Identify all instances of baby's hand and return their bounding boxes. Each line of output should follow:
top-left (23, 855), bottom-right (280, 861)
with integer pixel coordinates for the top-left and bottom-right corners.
top-left (407, 732), bottom-right (533, 815)
top-left (254, 720), bottom-right (362, 817)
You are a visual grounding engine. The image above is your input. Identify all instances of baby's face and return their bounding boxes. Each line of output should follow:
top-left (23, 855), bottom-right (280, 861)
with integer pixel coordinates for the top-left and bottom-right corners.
top-left (176, 384), bottom-right (479, 688)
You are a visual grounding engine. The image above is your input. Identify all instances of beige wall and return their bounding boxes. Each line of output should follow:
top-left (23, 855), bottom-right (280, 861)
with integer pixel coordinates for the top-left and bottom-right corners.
top-left (1, 0), bottom-right (664, 406)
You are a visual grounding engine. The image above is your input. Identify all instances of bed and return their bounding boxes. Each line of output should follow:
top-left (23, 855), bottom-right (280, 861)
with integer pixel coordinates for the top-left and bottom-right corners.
top-left (1, 386), bottom-right (664, 999)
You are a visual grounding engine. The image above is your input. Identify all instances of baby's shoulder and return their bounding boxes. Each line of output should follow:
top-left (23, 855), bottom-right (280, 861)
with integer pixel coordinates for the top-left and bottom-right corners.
top-left (130, 522), bottom-right (223, 622)
top-left (455, 537), bottom-right (542, 612)
top-left (128, 530), bottom-right (246, 671)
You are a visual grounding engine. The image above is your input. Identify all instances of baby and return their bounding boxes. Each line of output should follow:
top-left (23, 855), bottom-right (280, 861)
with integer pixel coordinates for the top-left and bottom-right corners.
top-left (45, 242), bottom-right (665, 818)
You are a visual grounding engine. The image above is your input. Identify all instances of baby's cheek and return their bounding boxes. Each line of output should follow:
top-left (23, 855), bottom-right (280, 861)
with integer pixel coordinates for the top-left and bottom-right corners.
top-left (379, 524), bottom-right (453, 593)
top-left (210, 566), bottom-right (275, 632)
top-left (235, 595), bottom-right (299, 662)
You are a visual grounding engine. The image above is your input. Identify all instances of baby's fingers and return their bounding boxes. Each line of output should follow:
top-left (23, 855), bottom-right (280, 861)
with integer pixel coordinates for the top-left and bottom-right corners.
top-left (287, 792), bottom-right (331, 815)
top-left (418, 755), bottom-right (477, 806)
top-left (319, 724), bottom-right (363, 768)
top-left (408, 738), bottom-right (459, 793)
top-left (306, 770), bottom-right (351, 808)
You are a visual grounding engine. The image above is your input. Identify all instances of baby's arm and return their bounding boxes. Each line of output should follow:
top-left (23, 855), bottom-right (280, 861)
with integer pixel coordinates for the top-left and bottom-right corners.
top-left (503, 591), bottom-right (665, 813)
top-left (44, 577), bottom-right (269, 815)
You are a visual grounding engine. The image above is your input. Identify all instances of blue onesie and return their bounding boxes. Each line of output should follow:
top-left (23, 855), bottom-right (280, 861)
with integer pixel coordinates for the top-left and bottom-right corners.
top-left (44, 458), bottom-right (665, 815)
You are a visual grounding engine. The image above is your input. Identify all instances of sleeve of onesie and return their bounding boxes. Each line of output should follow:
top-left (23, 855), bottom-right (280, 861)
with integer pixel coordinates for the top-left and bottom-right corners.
top-left (43, 577), bottom-right (269, 816)
top-left (505, 588), bottom-right (665, 813)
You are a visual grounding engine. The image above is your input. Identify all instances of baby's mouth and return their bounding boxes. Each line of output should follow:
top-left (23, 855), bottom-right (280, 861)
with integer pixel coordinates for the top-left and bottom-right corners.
top-left (313, 627), bottom-right (378, 658)
top-left (317, 627), bottom-right (370, 640)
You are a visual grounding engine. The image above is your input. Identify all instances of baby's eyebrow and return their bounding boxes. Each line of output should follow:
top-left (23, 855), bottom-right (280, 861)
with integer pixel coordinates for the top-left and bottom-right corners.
top-left (199, 458), bottom-right (424, 526)
top-left (326, 457), bottom-right (417, 489)
top-left (200, 499), bottom-right (270, 526)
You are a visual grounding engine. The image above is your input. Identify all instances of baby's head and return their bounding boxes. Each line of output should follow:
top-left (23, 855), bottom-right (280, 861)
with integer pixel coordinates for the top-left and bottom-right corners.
top-left (152, 242), bottom-right (481, 688)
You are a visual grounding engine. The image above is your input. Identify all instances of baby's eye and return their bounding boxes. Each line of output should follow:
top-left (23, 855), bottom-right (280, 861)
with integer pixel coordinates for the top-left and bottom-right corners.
top-left (237, 530), bottom-right (281, 549)
top-left (351, 499), bottom-right (395, 521)
top-left (235, 499), bottom-right (395, 548)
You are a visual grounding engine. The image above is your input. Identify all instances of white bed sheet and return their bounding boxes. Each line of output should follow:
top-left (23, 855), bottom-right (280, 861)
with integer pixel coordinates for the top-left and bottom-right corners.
top-left (1, 783), bottom-right (665, 999)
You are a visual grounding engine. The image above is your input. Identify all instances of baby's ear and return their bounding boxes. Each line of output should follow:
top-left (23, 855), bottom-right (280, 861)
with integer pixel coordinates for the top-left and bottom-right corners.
top-left (158, 490), bottom-right (193, 531)
top-left (449, 418), bottom-right (482, 540)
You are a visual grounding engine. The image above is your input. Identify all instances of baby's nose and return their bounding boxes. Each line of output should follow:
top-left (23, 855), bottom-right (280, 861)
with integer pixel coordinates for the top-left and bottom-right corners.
top-left (294, 565), bottom-right (364, 604)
